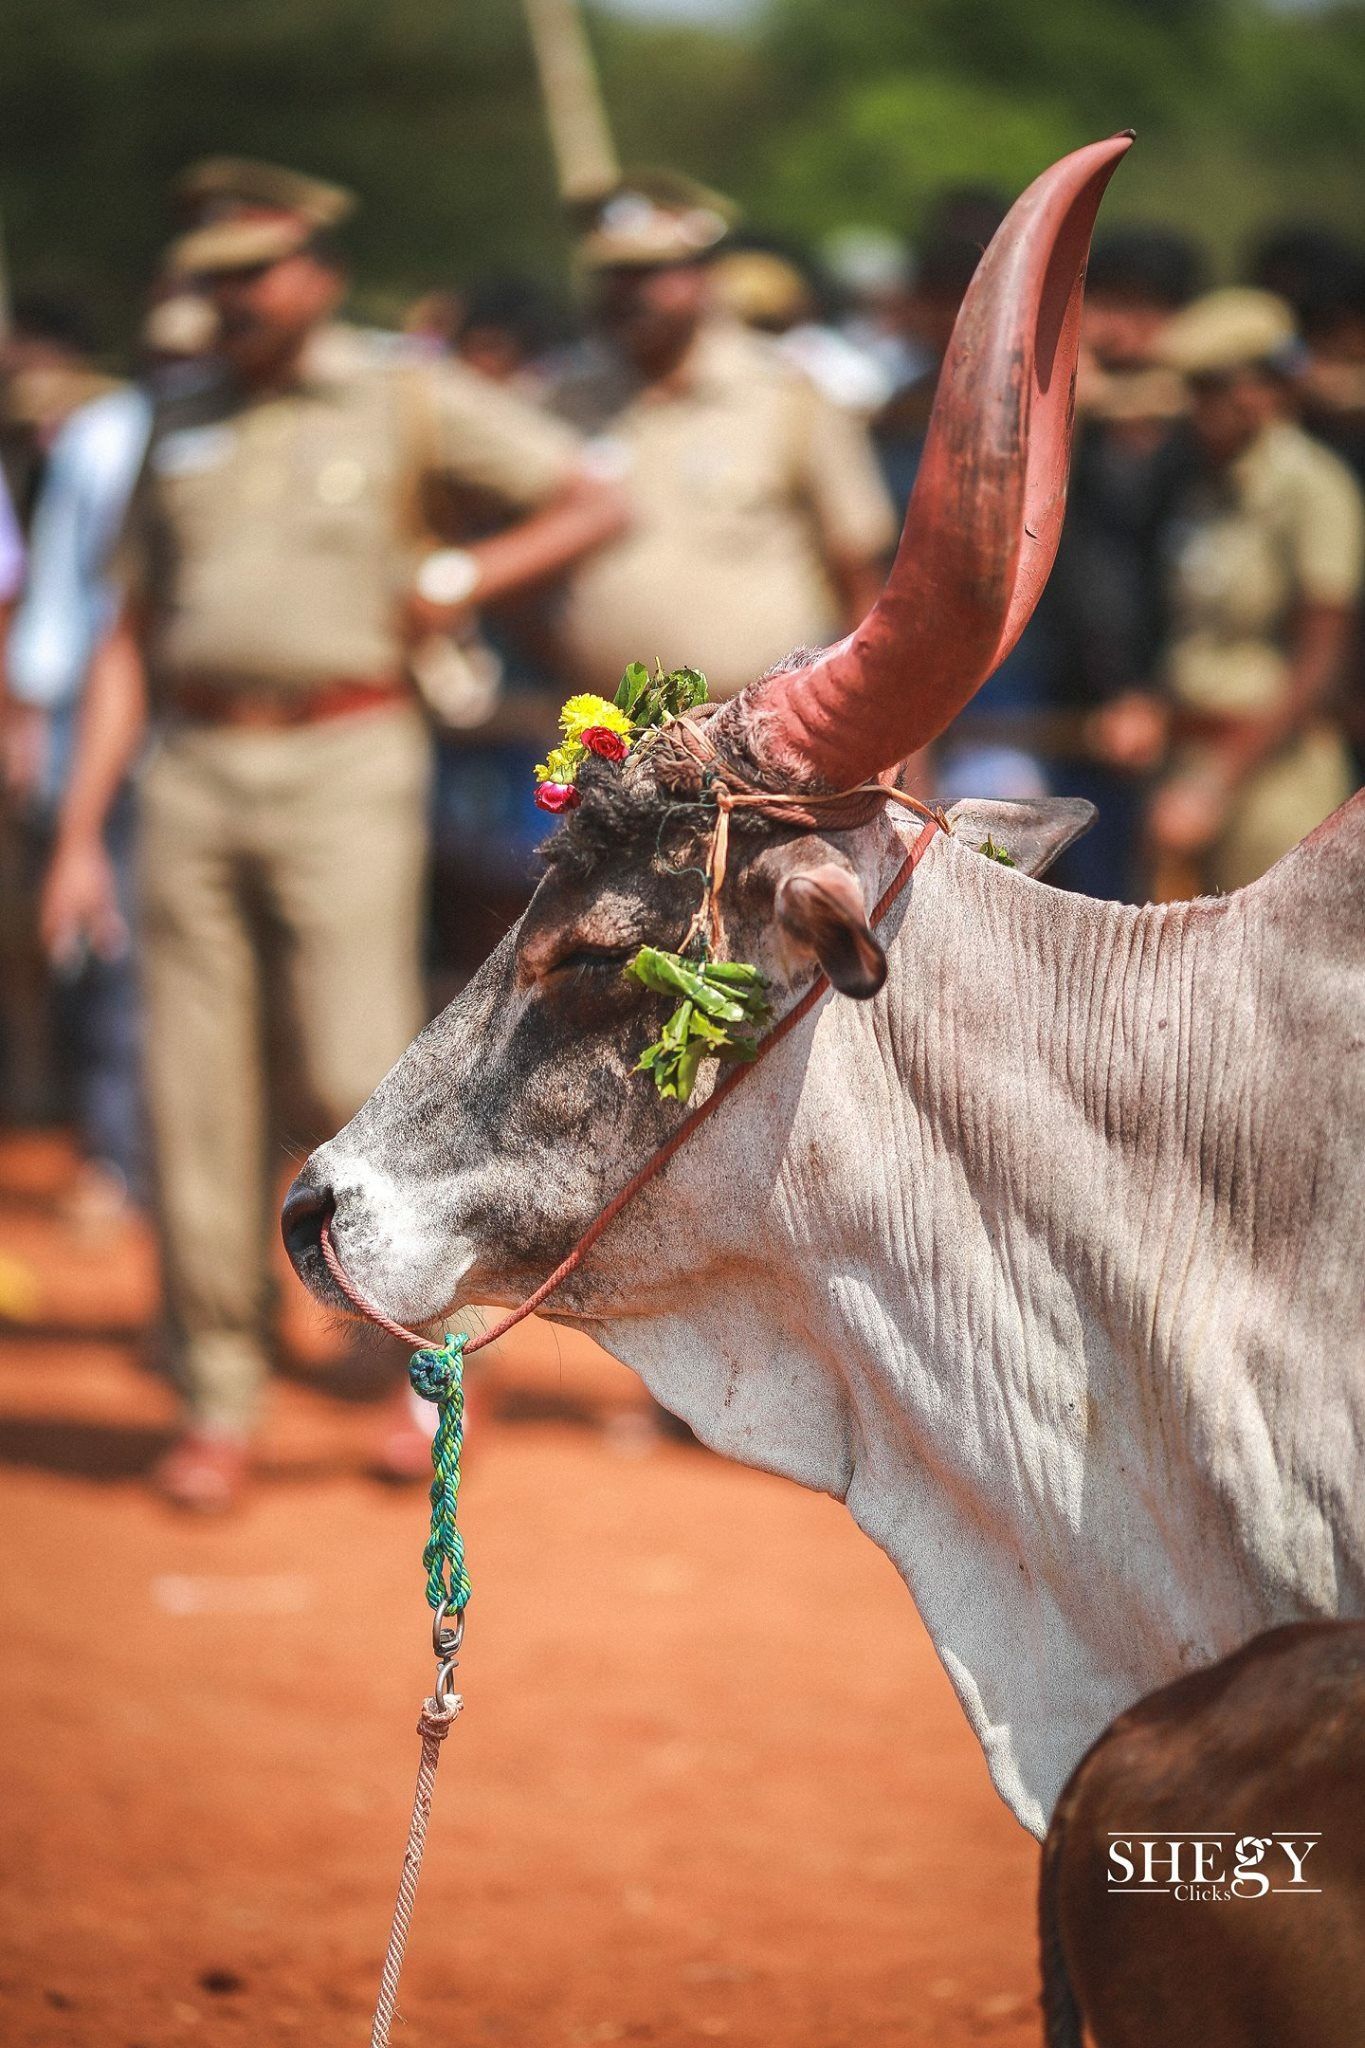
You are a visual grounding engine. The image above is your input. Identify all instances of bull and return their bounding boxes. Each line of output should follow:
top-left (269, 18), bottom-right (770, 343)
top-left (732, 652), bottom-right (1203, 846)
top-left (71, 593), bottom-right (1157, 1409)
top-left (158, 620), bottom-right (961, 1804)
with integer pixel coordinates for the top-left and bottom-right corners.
top-left (1040, 1621), bottom-right (1365, 2046)
top-left (284, 134), bottom-right (1365, 1839)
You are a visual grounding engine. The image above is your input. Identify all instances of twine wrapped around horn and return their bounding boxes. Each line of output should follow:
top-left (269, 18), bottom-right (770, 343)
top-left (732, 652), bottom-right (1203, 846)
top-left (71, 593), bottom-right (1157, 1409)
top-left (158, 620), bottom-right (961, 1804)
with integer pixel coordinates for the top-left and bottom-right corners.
top-left (719, 131), bottom-right (1134, 792)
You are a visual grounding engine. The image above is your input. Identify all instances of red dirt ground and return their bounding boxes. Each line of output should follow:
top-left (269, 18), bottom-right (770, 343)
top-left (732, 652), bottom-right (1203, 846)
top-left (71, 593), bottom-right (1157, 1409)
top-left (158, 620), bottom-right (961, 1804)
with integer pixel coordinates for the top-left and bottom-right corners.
top-left (0, 1131), bottom-right (1040, 2047)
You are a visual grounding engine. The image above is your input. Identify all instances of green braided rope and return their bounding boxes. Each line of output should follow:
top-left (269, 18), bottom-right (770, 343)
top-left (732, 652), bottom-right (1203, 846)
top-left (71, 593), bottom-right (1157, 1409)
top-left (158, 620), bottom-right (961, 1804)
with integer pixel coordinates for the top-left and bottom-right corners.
top-left (408, 1334), bottom-right (471, 1614)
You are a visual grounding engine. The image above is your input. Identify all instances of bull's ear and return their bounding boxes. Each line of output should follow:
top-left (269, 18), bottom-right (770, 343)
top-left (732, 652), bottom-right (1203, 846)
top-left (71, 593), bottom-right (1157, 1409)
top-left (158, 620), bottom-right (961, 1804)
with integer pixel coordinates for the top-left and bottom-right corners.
top-left (946, 798), bottom-right (1097, 878)
top-left (774, 862), bottom-right (887, 999)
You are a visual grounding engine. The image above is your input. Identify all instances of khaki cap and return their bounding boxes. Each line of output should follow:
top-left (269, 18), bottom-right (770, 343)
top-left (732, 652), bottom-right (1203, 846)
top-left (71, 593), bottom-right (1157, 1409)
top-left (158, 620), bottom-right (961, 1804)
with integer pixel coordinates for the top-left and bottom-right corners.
top-left (167, 158), bottom-right (355, 277)
top-left (578, 170), bottom-right (735, 270)
top-left (172, 157), bottom-right (356, 226)
top-left (1156, 288), bottom-right (1299, 377)
top-left (1083, 363), bottom-right (1188, 424)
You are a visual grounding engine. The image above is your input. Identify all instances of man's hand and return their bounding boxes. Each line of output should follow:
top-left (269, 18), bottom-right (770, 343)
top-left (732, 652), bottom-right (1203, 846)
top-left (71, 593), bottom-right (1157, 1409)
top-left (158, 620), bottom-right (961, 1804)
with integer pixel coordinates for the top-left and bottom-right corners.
top-left (401, 469), bottom-right (629, 645)
top-left (1, 699), bottom-right (50, 800)
top-left (1087, 690), bottom-right (1169, 773)
top-left (402, 545), bottom-right (482, 646)
top-left (1146, 771), bottom-right (1229, 859)
top-left (401, 591), bottom-right (477, 648)
top-left (41, 834), bottom-right (127, 968)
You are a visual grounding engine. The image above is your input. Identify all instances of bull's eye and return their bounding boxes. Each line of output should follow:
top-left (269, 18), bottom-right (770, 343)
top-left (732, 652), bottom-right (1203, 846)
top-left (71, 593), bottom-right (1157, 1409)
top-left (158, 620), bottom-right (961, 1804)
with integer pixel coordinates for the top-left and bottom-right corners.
top-left (547, 943), bottom-right (638, 978)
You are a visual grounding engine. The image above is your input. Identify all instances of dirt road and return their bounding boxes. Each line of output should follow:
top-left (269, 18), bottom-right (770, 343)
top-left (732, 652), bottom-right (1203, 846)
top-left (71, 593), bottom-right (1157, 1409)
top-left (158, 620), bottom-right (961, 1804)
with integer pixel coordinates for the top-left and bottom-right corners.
top-left (0, 1133), bottom-right (1038, 2046)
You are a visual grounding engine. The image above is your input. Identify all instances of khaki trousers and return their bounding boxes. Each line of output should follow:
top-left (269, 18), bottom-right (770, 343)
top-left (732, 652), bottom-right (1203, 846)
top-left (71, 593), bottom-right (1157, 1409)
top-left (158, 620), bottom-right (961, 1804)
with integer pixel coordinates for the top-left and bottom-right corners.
top-left (136, 706), bottom-right (431, 1433)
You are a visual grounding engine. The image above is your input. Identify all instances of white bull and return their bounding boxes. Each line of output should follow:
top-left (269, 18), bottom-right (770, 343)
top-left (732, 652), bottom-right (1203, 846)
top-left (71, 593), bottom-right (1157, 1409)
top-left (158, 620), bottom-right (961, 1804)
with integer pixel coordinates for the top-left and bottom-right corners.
top-left (285, 136), bottom-right (1365, 1836)
top-left (289, 787), bottom-right (1365, 1834)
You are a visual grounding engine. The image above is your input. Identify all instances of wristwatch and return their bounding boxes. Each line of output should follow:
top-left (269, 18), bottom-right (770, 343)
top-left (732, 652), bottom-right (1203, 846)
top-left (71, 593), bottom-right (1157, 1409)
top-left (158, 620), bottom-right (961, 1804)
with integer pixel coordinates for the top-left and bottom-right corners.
top-left (414, 547), bottom-right (482, 608)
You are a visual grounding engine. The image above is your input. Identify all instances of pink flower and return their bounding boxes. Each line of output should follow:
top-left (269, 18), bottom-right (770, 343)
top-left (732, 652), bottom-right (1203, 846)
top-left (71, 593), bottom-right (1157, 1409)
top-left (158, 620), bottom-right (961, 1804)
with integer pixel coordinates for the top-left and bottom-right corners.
top-left (581, 725), bottom-right (629, 762)
top-left (535, 781), bottom-right (581, 814)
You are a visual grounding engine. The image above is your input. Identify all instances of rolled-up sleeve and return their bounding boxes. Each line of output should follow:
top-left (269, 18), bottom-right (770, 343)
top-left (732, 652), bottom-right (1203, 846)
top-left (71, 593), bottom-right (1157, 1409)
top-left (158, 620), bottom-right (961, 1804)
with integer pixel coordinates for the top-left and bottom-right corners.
top-left (429, 361), bottom-right (585, 508)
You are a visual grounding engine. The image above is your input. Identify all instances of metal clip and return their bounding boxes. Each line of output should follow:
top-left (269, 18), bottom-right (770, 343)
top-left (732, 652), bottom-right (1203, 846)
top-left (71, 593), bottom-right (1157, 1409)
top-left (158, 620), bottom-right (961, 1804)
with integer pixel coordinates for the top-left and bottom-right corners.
top-left (430, 1596), bottom-right (466, 1709)
top-left (434, 1657), bottom-right (463, 1711)
top-left (432, 1595), bottom-right (465, 1663)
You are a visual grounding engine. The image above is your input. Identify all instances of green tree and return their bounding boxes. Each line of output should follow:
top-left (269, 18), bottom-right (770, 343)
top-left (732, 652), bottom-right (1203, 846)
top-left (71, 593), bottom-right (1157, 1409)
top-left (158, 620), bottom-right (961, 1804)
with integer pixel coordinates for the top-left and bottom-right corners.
top-left (0, 0), bottom-right (1361, 354)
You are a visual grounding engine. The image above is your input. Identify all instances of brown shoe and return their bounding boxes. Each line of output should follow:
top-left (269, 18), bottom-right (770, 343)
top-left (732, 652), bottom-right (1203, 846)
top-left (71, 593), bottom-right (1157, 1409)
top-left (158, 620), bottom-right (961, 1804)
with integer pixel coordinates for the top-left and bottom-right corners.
top-left (371, 1379), bottom-right (489, 1485)
top-left (371, 1382), bottom-right (437, 1485)
top-left (153, 1430), bottom-right (252, 1513)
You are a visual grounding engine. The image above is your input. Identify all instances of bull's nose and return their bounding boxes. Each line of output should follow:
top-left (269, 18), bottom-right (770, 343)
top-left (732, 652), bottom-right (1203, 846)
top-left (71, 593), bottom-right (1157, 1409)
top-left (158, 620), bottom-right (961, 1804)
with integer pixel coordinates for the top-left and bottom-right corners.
top-left (281, 1176), bottom-right (334, 1267)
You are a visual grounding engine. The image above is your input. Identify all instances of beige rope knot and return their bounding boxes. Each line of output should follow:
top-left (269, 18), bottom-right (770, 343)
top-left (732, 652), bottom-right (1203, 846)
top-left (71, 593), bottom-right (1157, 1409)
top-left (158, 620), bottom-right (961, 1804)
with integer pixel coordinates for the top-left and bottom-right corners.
top-left (418, 1698), bottom-right (459, 1742)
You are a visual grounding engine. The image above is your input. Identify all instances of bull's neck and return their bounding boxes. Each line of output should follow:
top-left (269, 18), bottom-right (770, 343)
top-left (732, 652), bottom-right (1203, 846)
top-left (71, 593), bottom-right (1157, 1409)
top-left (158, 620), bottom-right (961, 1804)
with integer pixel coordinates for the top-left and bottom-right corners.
top-left (827, 829), bottom-right (1227, 1424)
top-left (599, 823), bottom-right (1231, 1503)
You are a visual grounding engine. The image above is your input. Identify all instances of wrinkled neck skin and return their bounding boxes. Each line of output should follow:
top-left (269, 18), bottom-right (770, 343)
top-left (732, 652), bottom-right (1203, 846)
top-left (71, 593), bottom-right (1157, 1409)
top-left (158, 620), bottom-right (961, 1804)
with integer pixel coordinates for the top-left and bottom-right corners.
top-left (562, 817), bottom-right (1365, 1836)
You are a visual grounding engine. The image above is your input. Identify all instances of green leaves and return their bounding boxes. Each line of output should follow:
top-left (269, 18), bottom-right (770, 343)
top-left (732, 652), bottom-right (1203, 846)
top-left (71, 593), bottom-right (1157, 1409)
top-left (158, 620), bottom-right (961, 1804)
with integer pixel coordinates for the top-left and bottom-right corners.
top-left (978, 834), bottom-right (1017, 867)
top-left (626, 947), bottom-right (772, 1102)
top-left (614, 660), bottom-right (709, 732)
top-left (614, 662), bottom-right (651, 715)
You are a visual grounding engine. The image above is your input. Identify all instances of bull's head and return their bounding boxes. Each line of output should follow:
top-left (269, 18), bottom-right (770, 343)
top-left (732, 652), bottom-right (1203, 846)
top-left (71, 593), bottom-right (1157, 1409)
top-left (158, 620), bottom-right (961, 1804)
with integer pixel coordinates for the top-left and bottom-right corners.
top-left (284, 135), bottom-right (1131, 1342)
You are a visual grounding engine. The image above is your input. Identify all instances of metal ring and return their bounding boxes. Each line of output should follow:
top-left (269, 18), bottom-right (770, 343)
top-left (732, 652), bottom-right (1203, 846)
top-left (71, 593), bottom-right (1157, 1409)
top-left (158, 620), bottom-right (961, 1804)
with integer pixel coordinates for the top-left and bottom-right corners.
top-left (432, 1597), bottom-right (466, 1662)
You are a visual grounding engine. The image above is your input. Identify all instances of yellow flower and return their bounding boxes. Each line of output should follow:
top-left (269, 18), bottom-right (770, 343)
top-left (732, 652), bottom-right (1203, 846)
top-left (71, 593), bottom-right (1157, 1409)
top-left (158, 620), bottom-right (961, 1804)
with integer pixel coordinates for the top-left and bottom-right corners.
top-left (559, 694), bottom-right (634, 743)
top-left (534, 739), bottom-right (584, 784)
top-left (534, 693), bottom-right (636, 787)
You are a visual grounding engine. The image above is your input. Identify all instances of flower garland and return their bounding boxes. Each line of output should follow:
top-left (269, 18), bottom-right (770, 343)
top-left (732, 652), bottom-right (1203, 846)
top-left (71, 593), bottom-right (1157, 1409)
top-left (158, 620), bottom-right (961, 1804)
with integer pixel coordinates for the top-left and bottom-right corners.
top-left (534, 661), bottom-right (708, 811)
top-left (534, 694), bottom-right (634, 811)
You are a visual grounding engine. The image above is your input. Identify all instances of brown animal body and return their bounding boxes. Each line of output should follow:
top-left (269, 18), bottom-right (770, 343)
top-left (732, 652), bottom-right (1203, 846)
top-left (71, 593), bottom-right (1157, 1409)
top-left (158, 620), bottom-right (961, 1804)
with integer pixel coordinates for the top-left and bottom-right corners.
top-left (1040, 1621), bottom-right (1365, 2046)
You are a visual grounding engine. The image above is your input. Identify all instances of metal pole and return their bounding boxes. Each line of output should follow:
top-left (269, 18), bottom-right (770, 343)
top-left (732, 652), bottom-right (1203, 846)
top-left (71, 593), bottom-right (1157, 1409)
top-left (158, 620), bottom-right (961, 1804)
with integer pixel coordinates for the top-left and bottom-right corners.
top-left (521, 0), bottom-right (620, 203)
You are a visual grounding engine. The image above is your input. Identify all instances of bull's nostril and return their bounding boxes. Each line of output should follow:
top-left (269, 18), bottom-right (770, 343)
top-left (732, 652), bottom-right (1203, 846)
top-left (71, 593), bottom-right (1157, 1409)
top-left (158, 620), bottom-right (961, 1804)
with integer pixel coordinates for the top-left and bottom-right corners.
top-left (281, 1178), bottom-right (334, 1263)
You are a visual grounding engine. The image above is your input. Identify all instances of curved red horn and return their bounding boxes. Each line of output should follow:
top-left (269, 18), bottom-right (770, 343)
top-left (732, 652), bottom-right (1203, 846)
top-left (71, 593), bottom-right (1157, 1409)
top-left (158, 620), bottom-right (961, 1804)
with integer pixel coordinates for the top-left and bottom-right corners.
top-left (737, 132), bottom-right (1133, 789)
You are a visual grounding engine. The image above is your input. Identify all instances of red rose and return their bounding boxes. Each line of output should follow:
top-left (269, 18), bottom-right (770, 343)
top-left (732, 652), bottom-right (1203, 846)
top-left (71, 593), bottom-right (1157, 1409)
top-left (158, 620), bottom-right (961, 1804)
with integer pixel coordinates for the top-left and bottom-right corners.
top-left (581, 726), bottom-right (629, 762)
top-left (535, 781), bottom-right (581, 814)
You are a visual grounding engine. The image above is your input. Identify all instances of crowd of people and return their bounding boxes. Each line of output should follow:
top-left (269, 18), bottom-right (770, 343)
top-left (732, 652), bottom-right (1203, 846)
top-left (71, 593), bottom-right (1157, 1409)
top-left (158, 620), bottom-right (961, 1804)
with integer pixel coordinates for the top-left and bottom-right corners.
top-left (1, 156), bottom-right (1362, 1510)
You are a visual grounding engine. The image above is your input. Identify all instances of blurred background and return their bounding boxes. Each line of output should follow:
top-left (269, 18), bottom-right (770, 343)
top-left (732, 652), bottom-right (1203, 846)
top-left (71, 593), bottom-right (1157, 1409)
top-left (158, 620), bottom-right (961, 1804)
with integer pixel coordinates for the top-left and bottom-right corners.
top-left (3, 0), bottom-right (1364, 334)
top-left (0, 2), bottom-right (1361, 2043)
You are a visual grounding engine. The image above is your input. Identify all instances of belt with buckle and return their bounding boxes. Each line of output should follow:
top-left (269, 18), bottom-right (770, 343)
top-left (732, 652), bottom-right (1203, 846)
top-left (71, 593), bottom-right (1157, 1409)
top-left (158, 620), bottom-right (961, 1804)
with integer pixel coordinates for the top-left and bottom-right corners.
top-left (1169, 708), bottom-right (1277, 746)
top-left (168, 678), bottom-right (412, 729)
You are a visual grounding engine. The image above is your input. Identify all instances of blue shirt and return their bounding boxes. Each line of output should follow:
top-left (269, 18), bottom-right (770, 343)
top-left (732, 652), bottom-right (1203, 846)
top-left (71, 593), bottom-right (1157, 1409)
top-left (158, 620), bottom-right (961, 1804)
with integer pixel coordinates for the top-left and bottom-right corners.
top-left (7, 383), bottom-right (154, 718)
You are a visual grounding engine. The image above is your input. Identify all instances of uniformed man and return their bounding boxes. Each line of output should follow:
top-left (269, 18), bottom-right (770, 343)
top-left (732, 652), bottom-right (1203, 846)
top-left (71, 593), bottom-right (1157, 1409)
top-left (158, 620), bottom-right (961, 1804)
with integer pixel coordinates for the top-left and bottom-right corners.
top-left (1139, 289), bottom-right (1364, 895)
top-left (1038, 228), bottom-right (1201, 900)
top-left (547, 172), bottom-right (896, 701)
top-left (41, 162), bottom-right (625, 1508)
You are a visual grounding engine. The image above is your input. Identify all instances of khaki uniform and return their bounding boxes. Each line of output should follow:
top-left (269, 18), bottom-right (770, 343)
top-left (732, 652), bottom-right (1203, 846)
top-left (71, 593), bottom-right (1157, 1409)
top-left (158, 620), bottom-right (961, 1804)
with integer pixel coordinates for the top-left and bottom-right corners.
top-left (125, 326), bottom-right (581, 1430)
top-left (549, 319), bottom-right (895, 699)
top-left (1163, 419), bottom-right (1365, 891)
